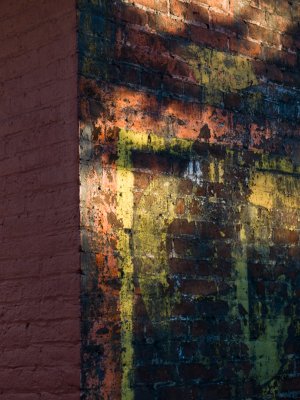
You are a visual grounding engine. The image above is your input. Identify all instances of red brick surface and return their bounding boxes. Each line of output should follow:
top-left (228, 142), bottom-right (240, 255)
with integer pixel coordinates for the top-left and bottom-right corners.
top-left (0, 1), bottom-right (80, 398)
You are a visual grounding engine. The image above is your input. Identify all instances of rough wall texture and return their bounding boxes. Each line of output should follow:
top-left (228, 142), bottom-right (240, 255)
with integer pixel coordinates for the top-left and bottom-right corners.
top-left (0, 1), bottom-right (80, 399)
top-left (79, 0), bottom-right (300, 399)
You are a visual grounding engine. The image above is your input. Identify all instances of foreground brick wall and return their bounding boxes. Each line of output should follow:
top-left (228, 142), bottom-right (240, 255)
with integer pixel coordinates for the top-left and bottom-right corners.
top-left (0, 1), bottom-right (80, 398)
top-left (79, 0), bottom-right (300, 399)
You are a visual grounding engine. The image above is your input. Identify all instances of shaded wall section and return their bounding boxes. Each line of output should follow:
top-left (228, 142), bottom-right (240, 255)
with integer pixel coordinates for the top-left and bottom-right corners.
top-left (79, 0), bottom-right (300, 399)
top-left (0, 1), bottom-right (80, 399)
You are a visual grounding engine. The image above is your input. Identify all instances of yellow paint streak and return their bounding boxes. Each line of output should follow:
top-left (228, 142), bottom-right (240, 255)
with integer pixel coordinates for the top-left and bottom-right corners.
top-left (246, 170), bottom-right (299, 384)
top-left (233, 248), bottom-right (249, 314)
top-left (133, 176), bottom-right (181, 324)
top-left (187, 46), bottom-right (258, 103)
top-left (234, 165), bottom-right (300, 385)
top-left (233, 210), bottom-right (287, 385)
top-left (117, 133), bottom-right (135, 400)
top-left (249, 172), bottom-right (300, 210)
top-left (117, 168), bottom-right (134, 400)
top-left (117, 129), bottom-right (299, 393)
top-left (209, 159), bottom-right (224, 183)
top-left (117, 130), bottom-right (193, 163)
top-left (117, 129), bottom-right (193, 399)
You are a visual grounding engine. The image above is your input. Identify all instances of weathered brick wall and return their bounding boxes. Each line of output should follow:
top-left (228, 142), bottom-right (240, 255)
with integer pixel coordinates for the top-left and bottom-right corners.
top-left (0, 1), bottom-right (80, 398)
top-left (79, 0), bottom-right (300, 399)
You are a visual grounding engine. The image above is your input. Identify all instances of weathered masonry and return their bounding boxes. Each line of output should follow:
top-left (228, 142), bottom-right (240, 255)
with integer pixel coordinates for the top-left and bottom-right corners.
top-left (1, 0), bottom-right (300, 399)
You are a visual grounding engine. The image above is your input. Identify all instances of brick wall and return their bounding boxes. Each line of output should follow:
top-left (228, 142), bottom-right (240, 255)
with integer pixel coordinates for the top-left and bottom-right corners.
top-left (0, 1), bottom-right (80, 399)
top-left (79, 0), bottom-right (300, 399)
top-left (3, 0), bottom-right (298, 398)
top-left (79, 0), bottom-right (300, 398)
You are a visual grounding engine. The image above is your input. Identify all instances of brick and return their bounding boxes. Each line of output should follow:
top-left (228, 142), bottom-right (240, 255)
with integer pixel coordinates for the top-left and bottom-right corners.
top-left (190, 24), bottom-right (228, 50)
top-left (170, 0), bottom-right (209, 27)
top-left (197, 0), bottom-right (229, 12)
top-left (247, 23), bottom-right (281, 46)
top-left (135, 365), bottom-right (176, 383)
top-left (180, 278), bottom-right (218, 296)
top-left (241, 5), bottom-right (267, 27)
top-left (0, 366), bottom-right (78, 392)
top-left (157, 386), bottom-right (190, 400)
top-left (169, 320), bottom-right (189, 337)
top-left (168, 219), bottom-right (196, 235)
top-left (201, 383), bottom-right (232, 399)
top-left (0, 0), bottom-right (79, 396)
top-left (179, 362), bottom-right (217, 381)
top-left (173, 237), bottom-right (214, 258)
top-left (281, 377), bottom-right (300, 392)
top-left (114, 3), bottom-right (149, 26)
top-left (273, 229), bottom-right (299, 245)
top-left (173, 299), bottom-right (197, 317)
top-left (0, 343), bottom-right (79, 368)
top-left (229, 36), bottom-right (261, 57)
top-left (134, 0), bottom-right (168, 13)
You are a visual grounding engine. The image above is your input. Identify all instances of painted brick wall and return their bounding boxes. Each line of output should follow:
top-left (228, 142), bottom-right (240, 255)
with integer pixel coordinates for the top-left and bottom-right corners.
top-left (79, 0), bottom-right (300, 399)
top-left (0, 1), bottom-right (80, 399)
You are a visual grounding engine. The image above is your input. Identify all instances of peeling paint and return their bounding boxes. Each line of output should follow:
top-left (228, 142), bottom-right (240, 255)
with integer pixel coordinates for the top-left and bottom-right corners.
top-left (115, 129), bottom-right (299, 398)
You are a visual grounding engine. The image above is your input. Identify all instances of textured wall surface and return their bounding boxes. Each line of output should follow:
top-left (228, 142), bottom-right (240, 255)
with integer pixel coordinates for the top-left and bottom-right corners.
top-left (79, 0), bottom-right (300, 398)
top-left (79, 0), bottom-right (300, 399)
top-left (0, 1), bottom-right (80, 398)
